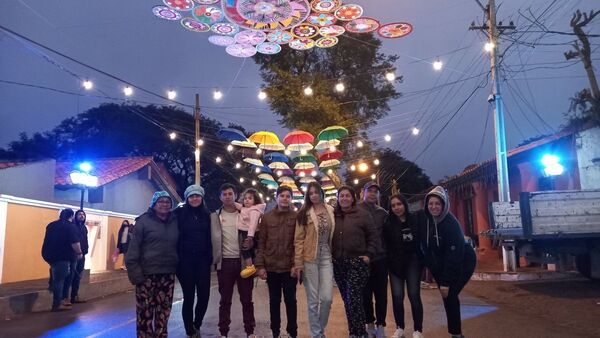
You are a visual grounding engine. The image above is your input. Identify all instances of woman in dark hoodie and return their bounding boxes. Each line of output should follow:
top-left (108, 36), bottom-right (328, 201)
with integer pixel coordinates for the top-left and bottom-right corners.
top-left (421, 186), bottom-right (476, 338)
top-left (175, 184), bottom-right (212, 338)
top-left (383, 194), bottom-right (424, 338)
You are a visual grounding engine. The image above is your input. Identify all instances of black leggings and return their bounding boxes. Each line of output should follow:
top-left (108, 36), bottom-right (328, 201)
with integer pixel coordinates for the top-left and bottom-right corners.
top-left (389, 257), bottom-right (423, 332)
top-left (176, 258), bottom-right (211, 336)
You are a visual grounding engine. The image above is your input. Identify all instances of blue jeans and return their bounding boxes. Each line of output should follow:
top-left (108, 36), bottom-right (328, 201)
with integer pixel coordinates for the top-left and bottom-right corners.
top-left (303, 245), bottom-right (333, 338)
top-left (50, 261), bottom-right (70, 308)
top-left (63, 260), bottom-right (77, 300)
top-left (70, 256), bottom-right (85, 301)
top-left (389, 255), bottom-right (423, 332)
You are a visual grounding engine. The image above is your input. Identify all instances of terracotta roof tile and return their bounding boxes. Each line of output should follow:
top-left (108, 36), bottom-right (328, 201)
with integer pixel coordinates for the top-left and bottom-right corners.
top-left (0, 162), bottom-right (26, 170)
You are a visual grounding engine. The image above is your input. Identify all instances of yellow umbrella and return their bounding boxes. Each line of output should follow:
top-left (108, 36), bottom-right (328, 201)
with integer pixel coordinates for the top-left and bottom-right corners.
top-left (299, 177), bottom-right (317, 183)
top-left (231, 140), bottom-right (257, 148)
top-left (278, 176), bottom-right (295, 183)
top-left (249, 131), bottom-right (280, 145)
top-left (280, 181), bottom-right (297, 188)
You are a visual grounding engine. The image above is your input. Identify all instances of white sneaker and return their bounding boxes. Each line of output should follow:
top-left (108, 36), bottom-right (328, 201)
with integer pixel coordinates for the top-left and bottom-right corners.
top-left (412, 331), bottom-right (424, 338)
top-left (366, 323), bottom-right (376, 338)
top-left (375, 325), bottom-right (386, 337)
top-left (392, 328), bottom-right (405, 338)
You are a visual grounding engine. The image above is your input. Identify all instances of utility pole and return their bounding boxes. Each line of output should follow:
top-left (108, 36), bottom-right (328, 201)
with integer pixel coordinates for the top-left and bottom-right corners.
top-left (194, 94), bottom-right (201, 185)
top-left (471, 0), bottom-right (516, 271)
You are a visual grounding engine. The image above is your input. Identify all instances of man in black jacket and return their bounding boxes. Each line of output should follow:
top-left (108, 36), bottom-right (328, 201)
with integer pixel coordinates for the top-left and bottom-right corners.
top-left (70, 209), bottom-right (89, 304)
top-left (41, 208), bottom-right (83, 312)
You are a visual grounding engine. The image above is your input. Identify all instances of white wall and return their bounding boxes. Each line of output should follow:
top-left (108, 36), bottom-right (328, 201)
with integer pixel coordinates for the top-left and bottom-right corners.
top-left (576, 127), bottom-right (600, 190)
top-left (0, 160), bottom-right (55, 200)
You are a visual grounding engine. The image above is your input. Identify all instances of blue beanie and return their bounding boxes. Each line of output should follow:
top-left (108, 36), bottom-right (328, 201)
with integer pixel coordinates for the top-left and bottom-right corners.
top-left (184, 184), bottom-right (205, 201)
top-left (150, 191), bottom-right (171, 208)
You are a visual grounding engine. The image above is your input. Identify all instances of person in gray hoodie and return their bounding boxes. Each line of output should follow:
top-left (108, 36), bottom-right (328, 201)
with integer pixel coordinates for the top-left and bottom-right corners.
top-left (420, 186), bottom-right (476, 338)
top-left (126, 191), bottom-right (178, 338)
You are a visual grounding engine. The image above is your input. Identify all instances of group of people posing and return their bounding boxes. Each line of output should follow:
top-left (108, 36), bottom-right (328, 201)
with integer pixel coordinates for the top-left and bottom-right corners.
top-left (122, 179), bottom-right (476, 338)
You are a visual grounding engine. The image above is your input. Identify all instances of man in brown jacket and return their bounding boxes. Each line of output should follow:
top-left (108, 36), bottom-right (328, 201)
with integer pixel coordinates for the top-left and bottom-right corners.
top-left (256, 186), bottom-right (299, 338)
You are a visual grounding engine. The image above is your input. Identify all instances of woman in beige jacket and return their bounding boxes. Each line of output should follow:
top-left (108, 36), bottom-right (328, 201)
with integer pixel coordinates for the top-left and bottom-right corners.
top-left (293, 182), bottom-right (336, 338)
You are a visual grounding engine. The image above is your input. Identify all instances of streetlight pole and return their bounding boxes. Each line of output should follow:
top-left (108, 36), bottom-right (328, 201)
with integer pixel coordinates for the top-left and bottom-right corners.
top-left (195, 93), bottom-right (201, 185)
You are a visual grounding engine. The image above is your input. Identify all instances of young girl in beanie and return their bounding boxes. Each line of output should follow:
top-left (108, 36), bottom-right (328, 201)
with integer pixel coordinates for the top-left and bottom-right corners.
top-left (236, 188), bottom-right (266, 278)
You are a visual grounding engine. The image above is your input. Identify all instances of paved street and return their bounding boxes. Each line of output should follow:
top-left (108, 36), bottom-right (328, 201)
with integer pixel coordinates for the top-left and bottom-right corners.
top-left (0, 274), bottom-right (598, 338)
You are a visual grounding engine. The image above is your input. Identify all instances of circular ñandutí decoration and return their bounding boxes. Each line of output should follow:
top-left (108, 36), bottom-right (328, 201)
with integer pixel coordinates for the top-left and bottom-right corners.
top-left (194, 0), bottom-right (220, 4)
top-left (289, 38), bottom-right (315, 50)
top-left (311, 0), bottom-right (341, 13)
top-left (193, 6), bottom-right (224, 24)
top-left (152, 6), bottom-right (182, 20)
top-left (334, 4), bottom-right (363, 21)
top-left (318, 24), bottom-right (344, 37)
top-left (292, 24), bottom-right (319, 39)
top-left (237, 0), bottom-right (293, 23)
top-left (211, 22), bottom-right (240, 35)
top-left (256, 41), bottom-right (282, 54)
top-left (163, 0), bottom-right (195, 11)
top-left (267, 30), bottom-right (294, 44)
top-left (222, 0), bottom-right (311, 32)
top-left (208, 34), bottom-right (236, 46)
top-left (345, 17), bottom-right (380, 33)
top-left (377, 22), bottom-right (413, 39)
top-left (234, 30), bottom-right (267, 45)
top-left (226, 43), bottom-right (257, 57)
top-left (315, 36), bottom-right (338, 48)
top-left (307, 12), bottom-right (336, 27)
top-left (181, 17), bottom-right (211, 32)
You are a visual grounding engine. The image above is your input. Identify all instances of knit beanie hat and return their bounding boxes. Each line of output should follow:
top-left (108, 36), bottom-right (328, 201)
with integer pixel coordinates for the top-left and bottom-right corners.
top-left (184, 184), bottom-right (205, 201)
top-left (150, 191), bottom-right (172, 208)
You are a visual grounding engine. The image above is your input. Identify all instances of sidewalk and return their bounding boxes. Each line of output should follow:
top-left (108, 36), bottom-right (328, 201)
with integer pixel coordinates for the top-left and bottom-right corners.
top-left (472, 255), bottom-right (579, 281)
top-left (0, 270), bottom-right (132, 319)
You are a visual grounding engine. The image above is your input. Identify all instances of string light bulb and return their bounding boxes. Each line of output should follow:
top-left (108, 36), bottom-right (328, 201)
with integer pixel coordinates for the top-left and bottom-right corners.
top-left (284, 150), bottom-right (291, 156)
top-left (82, 80), bottom-right (93, 90)
top-left (359, 163), bottom-right (369, 172)
top-left (484, 42), bottom-right (495, 52)
top-left (385, 72), bottom-right (396, 82)
top-left (304, 86), bottom-right (313, 96)
top-left (167, 90), bottom-right (177, 100)
top-left (350, 165), bottom-right (356, 171)
top-left (235, 163), bottom-right (241, 169)
top-left (433, 59), bottom-right (443, 71)
top-left (251, 180), bottom-right (257, 186)
top-left (240, 177), bottom-right (245, 183)
top-left (356, 140), bottom-right (364, 148)
top-left (329, 145), bottom-right (336, 152)
top-left (277, 170), bottom-right (283, 176)
top-left (374, 159), bottom-right (380, 166)
top-left (412, 127), bottom-right (420, 136)
top-left (384, 134), bottom-right (391, 142)
top-left (299, 172), bottom-right (306, 177)
top-left (255, 167), bottom-right (261, 173)
top-left (258, 91), bottom-right (267, 100)
top-left (197, 139), bottom-right (204, 146)
top-left (327, 169), bottom-right (333, 174)
top-left (256, 148), bottom-right (263, 155)
top-left (335, 82), bottom-right (345, 92)
top-left (311, 170), bottom-right (317, 177)
top-left (227, 144), bottom-right (234, 152)
top-left (216, 156), bottom-right (222, 163)
top-left (371, 174), bottom-right (376, 180)
top-left (123, 86), bottom-right (133, 96)
top-left (213, 89), bottom-right (223, 100)
top-left (353, 178), bottom-right (359, 185)
top-left (169, 132), bottom-right (177, 140)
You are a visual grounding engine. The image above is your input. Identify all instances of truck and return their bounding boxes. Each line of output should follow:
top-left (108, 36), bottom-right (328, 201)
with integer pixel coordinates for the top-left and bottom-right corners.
top-left (488, 189), bottom-right (600, 279)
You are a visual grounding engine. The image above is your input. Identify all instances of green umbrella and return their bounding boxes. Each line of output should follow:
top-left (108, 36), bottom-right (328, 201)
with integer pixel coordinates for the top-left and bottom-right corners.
top-left (293, 154), bottom-right (317, 162)
top-left (317, 126), bottom-right (348, 141)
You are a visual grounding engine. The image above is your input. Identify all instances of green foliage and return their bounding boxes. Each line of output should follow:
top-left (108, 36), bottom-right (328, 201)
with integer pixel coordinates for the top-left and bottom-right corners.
top-left (564, 88), bottom-right (600, 129)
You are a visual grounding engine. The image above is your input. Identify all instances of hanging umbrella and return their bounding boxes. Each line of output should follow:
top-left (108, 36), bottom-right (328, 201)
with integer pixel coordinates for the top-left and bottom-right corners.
top-left (287, 143), bottom-right (314, 152)
top-left (294, 162), bottom-right (315, 170)
top-left (280, 181), bottom-right (297, 188)
top-left (299, 177), bottom-right (317, 183)
top-left (283, 130), bottom-right (314, 145)
top-left (216, 128), bottom-right (247, 141)
top-left (255, 165), bottom-right (273, 174)
top-left (268, 162), bottom-right (290, 170)
top-left (293, 154), bottom-right (317, 162)
top-left (319, 159), bottom-right (340, 168)
top-left (317, 126), bottom-right (348, 141)
top-left (259, 142), bottom-right (285, 151)
top-left (243, 158), bottom-right (264, 167)
top-left (274, 168), bottom-right (294, 176)
top-left (231, 140), bottom-right (257, 148)
top-left (263, 152), bottom-right (288, 163)
top-left (278, 176), bottom-right (295, 183)
top-left (258, 173), bottom-right (275, 181)
top-left (315, 139), bottom-right (341, 150)
top-left (323, 183), bottom-right (336, 190)
top-left (325, 189), bottom-right (338, 195)
top-left (260, 179), bottom-right (278, 186)
top-left (249, 131), bottom-right (280, 144)
top-left (319, 149), bottom-right (343, 161)
top-left (295, 168), bottom-right (316, 176)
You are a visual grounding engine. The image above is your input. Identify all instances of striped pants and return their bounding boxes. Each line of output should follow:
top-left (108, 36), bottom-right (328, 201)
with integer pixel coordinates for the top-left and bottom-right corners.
top-left (135, 274), bottom-right (175, 338)
top-left (334, 257), bottom-right (370, 337)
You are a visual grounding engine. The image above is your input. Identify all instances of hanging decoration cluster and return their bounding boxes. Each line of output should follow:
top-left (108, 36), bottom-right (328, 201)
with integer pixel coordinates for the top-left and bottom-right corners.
top-left (152, 0), bottom-right (413, 58)
top-left (216, 125), bottom-right (349, 201)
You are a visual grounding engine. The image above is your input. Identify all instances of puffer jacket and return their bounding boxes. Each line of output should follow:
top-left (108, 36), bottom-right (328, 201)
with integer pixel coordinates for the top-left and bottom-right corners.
top-left (358, 202), bottom-right (388, 262)
top-left (255, 206), bottom-right (298, 273)
top-left (125, 209), bottom-right (179, 285)
top-left (332, 206), bottom-right (378, 261)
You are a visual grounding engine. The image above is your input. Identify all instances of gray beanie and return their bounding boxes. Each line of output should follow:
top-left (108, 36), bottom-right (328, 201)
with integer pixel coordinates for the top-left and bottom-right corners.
top-left (184, 184), bottom-right (205, 201)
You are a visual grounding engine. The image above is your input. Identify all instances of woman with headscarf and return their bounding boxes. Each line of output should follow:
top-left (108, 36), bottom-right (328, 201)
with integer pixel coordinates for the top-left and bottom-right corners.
top-left (331, 185), bottom-right (378, 338)
top-left (126, 191), bottom-right (178, 338)
top-left (421, 186), bottom-right (476, 338)
top-left (175, 184), bottom-right (212, 338)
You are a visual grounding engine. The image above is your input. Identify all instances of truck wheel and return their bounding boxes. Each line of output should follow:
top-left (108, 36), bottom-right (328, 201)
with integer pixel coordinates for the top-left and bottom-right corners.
top-left (576, 254), bottom-right (591, 279)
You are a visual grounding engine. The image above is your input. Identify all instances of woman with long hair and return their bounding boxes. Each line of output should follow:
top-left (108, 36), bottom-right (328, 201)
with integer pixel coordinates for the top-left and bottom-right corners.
top-left (293, 182), bottom-right (336, 338)
top-left (331, 185), bottom-right (378, 338)
top-left (384, 195), bottom-right (424, 338)
top-left (113, 220), bottom-right (131, 270)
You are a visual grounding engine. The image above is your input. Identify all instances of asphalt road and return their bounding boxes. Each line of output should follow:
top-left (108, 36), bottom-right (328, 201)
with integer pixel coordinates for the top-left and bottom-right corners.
top-left (0, 274), bottom-right (596, 338)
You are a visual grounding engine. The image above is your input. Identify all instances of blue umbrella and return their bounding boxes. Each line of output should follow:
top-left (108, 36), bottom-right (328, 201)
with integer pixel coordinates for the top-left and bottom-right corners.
top-left (217, 128), bottom-right (247, 142)
top-left (252, 165), bottom-right (273, 174)
top-left (263, 152), bottom-right (289, 163)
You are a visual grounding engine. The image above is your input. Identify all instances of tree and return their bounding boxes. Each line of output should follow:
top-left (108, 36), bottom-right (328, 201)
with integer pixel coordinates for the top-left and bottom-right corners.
top-left (0, 103), bottom-right (266, 208)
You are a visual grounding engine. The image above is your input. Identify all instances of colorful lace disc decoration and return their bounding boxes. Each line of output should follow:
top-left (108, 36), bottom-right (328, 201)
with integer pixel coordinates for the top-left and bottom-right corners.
top-left (307, 12), bottom-right (336, 27)
top-left (163, 0), bottom-right (195, 11)
top-left (333, 4), bottom-right (362, 21)
top-left (194, 0), bottom-right (220, 4)
top-left (289, 38), bottom-right (315, 50)
top-left (267, 30), bottom-right (295, 44)
top-left (318, 24), bottom-right (344, 37)
top-left (211, 22), bottom-right (240, 35)
top-left (292, 24), bottom-right (319, 38)
top-left (226, 43), bottom-right (258, 57)
top-left (256, 41), bottom-right (282, 54)
top-left (234, 30), bottom-right (267, 45)
top-left (208, 34), bottom-right (236, 46)
top-left (153, 6), bottom-right (182, 20)
top-left (377, 22), bottom-right (413, 39)
top-left (193, 6), bottom-right (224, 24)
top-left (181, 17), bottom-right (211, 32)
top-left (315, 36), bottom-right (338, 48)
top-left (344, 17), bottom-right (379, 33)
top-left (223, 0), bottom-right (311, 31)
top-left (310, 0), bottom-right (341, 13)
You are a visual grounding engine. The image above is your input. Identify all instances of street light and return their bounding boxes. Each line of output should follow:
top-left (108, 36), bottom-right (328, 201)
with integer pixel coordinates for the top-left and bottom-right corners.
top-left (70, 162), bottom-right (98, 210)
